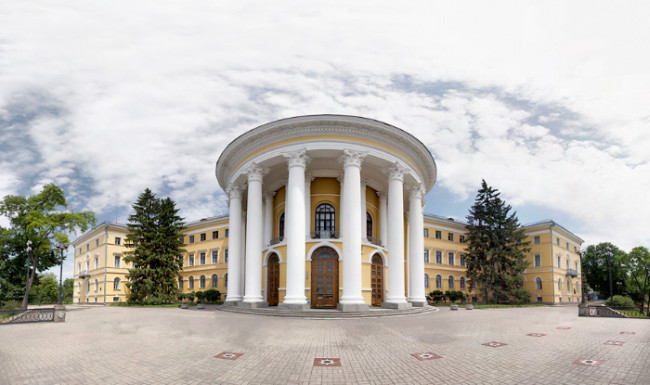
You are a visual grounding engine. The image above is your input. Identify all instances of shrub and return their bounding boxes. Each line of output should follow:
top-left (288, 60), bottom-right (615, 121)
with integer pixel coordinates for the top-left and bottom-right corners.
top-left (195, 291), bottom-right (206, 303)
top-left (445, 290), bottom-right (466, 303)
top-left (186, 292), bottom-right (196, 303)
top-left (204, 289), bottom-right (221, 302)
top-left (606, 295), bottom-right (635, 307)
top-left (428, 290), bottom-right (444, 303)
top-left (510, 288), bottom-right (531, 305)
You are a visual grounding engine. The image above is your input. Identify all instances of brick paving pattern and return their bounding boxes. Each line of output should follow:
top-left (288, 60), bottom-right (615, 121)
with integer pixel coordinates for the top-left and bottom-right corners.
top-left (0, 305), bottom-right (648, 384)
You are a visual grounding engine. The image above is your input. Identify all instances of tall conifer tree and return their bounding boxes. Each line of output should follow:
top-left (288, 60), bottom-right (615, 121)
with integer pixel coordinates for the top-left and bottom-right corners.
top-left (124, 189), bottom-right (185, 304)
top-left (465, 180), bottom-right (530, 304)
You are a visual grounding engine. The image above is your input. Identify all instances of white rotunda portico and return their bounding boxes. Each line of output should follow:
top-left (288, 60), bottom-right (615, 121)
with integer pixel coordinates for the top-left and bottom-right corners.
top-left (216, 115), bottom-right (436, 311)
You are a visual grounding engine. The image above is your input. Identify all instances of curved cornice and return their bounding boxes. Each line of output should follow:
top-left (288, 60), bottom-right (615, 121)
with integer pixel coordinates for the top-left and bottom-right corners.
top-left (216, 114), bottom-right (437, 192)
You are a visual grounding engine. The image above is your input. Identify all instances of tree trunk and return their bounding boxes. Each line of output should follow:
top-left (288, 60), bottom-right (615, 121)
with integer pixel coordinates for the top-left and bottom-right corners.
top-left (22, 265), bottom-right (36, 310)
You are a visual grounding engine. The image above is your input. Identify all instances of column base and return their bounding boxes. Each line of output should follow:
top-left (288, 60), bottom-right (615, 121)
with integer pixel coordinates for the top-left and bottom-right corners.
top-left (223, 300), bottom-right (242, 306)
top-left (337, 303), bottom-right (369, 312)
top-left (408, 301), bottom-right (426, 307)
top-left (278, 303), bottom-right (309, 311)
top-left (382, 302), bottom-right (412, 310)
top-left (238, 301), bottom-right (269, 309)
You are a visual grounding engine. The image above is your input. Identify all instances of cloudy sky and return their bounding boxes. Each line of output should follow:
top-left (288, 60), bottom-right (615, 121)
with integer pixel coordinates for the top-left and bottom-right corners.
top-left (1, 1), bottom-right (649, 279)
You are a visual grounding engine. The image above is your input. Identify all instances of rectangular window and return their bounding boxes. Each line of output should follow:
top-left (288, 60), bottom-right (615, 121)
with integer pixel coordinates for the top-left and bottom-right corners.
top-left (95, 239), bottom-right (99, 247)
top-left (86, 244), bottom-right (89, 251)
top-left (424, 250), bottom-right (430, 263)
top-left (225, 249), bottom-right (229, 263)
top-left (189, 254), bottom-right (195, 267)
top-left (460, 254), bottom-right (466, 267)
top-left (115, 237), bottom-right (121, 246)
top-left (94, 257), bottom-right (99, 269)
top-left (423, 228), bottom-right (429, 237)
top-left (556, 237), bottom-right (560, 245)
top-left (189, 235), bottom-right (195, 244)
top-left (534, 254), bottom-right (541, 267)
top-left (114, 256), bottom-right (121, 268)
top-left (448, 252), bottom-right (454, 265)
top-left (459, 235), bottom-right (465, 243)
top-left (534, 236), bottom-right (540, 244)
top-left (435, 251), bottom-right (442, 264)
top-left (200, 233), bottom-right (206, 242)
top-left (200, 252), bottom-right (206, 265)
top-left (566, 242), bottom-right (569, 250)
top-left (225, 229), bottom-right (229, 238)
top-left (212, 231), bottom-right (218, 239)
top-left (537, 297), bottom-right (542, 303)
top-left (557, 256), bottom-right (561, 268)
top-left (212, 250), bottom-right (218, 264)
top-left (447, 233), bottom-right (454, 242)
top-left (435, 230), bottom-right (442, 239)
top-left (566, 259), bottom-right (569, 269)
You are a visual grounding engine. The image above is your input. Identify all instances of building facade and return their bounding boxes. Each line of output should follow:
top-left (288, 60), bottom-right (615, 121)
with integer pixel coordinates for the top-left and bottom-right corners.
top-left (73, 115), bottom-right (583, 308)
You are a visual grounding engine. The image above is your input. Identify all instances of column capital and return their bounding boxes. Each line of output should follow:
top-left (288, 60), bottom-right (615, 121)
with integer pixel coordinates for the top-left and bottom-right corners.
top-left (339, 149), bottom-right (367, 168)
top-left (283, 150), bottom-right (310, 169)
top-left (265, 191), bottom-right (276, 199)
top-left (376, 191), bottom-right (387, 200)
top-left (407, 183), bottom-right (425, 201)
top-left (387, 162), bottom-right (407, 182)
top-left (227, 184), bottom-right (242, 200)
top-left (305, 173), bottom-right (315, 183)
top-left (245, 163), bottom-right (267, 183)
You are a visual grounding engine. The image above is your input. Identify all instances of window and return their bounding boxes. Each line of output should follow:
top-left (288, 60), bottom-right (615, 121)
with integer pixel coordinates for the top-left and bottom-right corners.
top-left (178, 277), bottom-right (183, 289)
top-left (95, 279), bottom-right (99, 292)
top-left (212, 231), bottom-right (218, 239)
top-left (567, 280), bottom-right (571, 292)
top-left (424, 228), bottom-right (429, 237)
top-left (448, 252), bottom-right (454, 266)
top-left (86, 244), bottom-right (89, 251)
top-left (200, 233), bottom-right (206, 242)
top-left (200, 252), bottom-right (206, 265)
top-left (94, 257), bottom-right (99, 269)
top-left (212, 274), bottom-right (218, 288)
top-left (114, 256), bottom-right (121, 268)
top-left (558, 278), bottom-right (562, 291)
top-left (537, 297), bottom-right (542, 303)
top-left (200, 275), bottom-right (206, 289)
top-left (115, 237), bottom-right (121, 245)
top-left (212, 250), bottom-right (218, 264)
top-left (566, 259), bottom-right (569, 269)
top-left (366, 212), bottom-right (373, 238)
top-left (87, 280), bottom-right (90, 291)
top-left (189, 235), bottom-right (195, 244)
top-left (435, 275), bottom-right (442, 289)
top-left (460, 276), bottom-right (466, 290)
top-left (225, 249), bottom-right (229, 263)
top-left (279, 212), bottom-right (285, 238)
top-left (95, 239), bottom-right (99, 247)
top-left (557, 256), bottom-right (561, 268)
top-left (534, 254), bottom-right (541, 267)
top-left (225, 229), bottom-right (229, 237)
top-left (536, 277), bottom-right (542, 290)
top-left (448, 275), bottom-right (455, 289)
top-left (424, 274), bottom-right (430, 289)
top-left (566, 242), bottom-right (569, 250)
top-left (188, 254), bottom-right (195, 267)
top-left (556, 237), bottom-right (560, 245)
top-left (534, 236), bottom-right (540, 244)
top-left (188, 276), bottom-right (194, 289)
top-left (315, 203), bottom-right (335, 233)
top-left (78, 263), bottom-right (81, 273)
top-left (459, 235), bottom-right (465, 243)
top-left (114, 277), bottom-right (120, 290)
top-left (113, 297), bottom-right (120, 302)
top-left (448, 233), bottom-right (454, 241)
top-left (435, 251), bottom-right (442, 264)
top-left (460, 254), bottom-right (466, 267)
top-left (224, 273), bottom-right (228, 288)
top-left (86, 261), bottom-right (90, 271)
top-left (435, 230), bottom-right (442, 239)
top-left (424, 250), bottom-right (430, 263)
top-left (574, 261), bottom-right (578, 271)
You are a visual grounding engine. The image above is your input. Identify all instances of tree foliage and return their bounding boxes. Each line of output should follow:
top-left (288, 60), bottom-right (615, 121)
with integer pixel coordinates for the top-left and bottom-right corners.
top-left (31, 273), bottom-right (59, 304)
top-left (581, 242), bottom-right (626, 297)
top-left (123, 189), bottom-right (185, 304)
top-left (621, 246), bottom-right (650, 315)
top-left (0, 184), bottom-right (95, 308)
top-left (465, 180), bottom-right (530, 304)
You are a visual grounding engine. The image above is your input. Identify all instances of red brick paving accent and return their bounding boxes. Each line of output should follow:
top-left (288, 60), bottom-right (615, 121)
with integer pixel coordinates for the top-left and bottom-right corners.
top-left (411, 352), bottom-right (443, 361)
top-left (481, 341), bottom-right (508, 348)
top-left (313, 358), bottom-right (341, 367)
top-left (603, 340), bottom-right (625, 346)
top-left (619, 331), bottom-right (636, 335)
top-left (214, 352), bottom-right (243, 360)
top-left (526, 333), bottom-right (546, 337)
top-left (573, 358), bottom-right (605, 367)
top-left (556, 327), bottom-right (571, 330)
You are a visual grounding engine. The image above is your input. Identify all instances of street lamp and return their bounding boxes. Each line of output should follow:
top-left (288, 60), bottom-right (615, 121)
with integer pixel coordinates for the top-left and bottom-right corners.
top-left (24, 240), bottom-right (32, 310)
top-left (56, 244), bottom-right (68, 306)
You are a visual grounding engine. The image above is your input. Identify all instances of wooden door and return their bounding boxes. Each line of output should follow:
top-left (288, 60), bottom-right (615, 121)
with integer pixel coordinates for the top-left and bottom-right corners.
top-left (371, 255), bottom-right (384, 306)
top-left (267, 254), bottom-right (280, 306)
top-left (311, 247), bottom-right (339, 308)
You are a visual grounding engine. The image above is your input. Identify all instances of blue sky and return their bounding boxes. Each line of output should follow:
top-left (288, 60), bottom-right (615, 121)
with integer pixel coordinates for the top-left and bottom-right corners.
top-left (1, 1), bottom-right (649, 279)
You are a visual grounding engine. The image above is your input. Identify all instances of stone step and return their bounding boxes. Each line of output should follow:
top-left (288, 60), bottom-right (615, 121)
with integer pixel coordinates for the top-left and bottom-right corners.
top-left (214, 305), bottom-right (438, 319)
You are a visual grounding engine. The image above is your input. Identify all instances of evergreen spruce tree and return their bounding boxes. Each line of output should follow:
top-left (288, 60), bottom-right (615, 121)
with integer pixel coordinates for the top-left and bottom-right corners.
top-left (465, 180), bottom-right (530, 304)
top-left (124, 189), bottom-right (185, 304)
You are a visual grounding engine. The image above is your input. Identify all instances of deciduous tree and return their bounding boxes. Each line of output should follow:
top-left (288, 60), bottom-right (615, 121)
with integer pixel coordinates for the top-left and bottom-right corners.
top-left (581, 242), bottom-right (626, 297)
top-left (621, 246), bottom-right (650, 315)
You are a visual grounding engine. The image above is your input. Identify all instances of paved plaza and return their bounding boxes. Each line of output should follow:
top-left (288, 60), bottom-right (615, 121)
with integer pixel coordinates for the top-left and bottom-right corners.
top-left (0, 305), bottom-right (648, 385)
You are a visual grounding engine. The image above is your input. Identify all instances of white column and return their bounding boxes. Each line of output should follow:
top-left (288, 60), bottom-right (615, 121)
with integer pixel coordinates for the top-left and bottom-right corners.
top-left (338, 150), bottom-right (369, 311)
top-left (407, 185), bottom-right (427, 307)
top-left (384, 162), bottom-right (410, 309)
top-left (242, 163), bottom-right (267, 307)
top-left (360, 180), bottom-right (367, 241)
top-left (305, 173), bottom-right (313, 239)
top-left (239, 211), bottom-right (246, 297)
top-left (264, 192), bottom-right (274, 246)
top-left (225, 185), bottom-right (243, 304)
top-left (280, 150), bottom-right (309, 309)
top-left (377, 191), bottom-right (387, 247)
top-left (337, 175), bottom-right (344, 238)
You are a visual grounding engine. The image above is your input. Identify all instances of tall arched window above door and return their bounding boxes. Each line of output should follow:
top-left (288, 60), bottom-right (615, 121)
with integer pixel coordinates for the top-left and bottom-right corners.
top-left (314, 203), bottom-right (335, 238)
top-left (366, 211), bottom-right (373, 238)
top-left (278, 212), bottom-right (285, 238)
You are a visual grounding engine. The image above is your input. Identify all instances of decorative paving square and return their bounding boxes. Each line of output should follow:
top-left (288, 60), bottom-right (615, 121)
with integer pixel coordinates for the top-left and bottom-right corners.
top-left (481, 341), bottom-right (508, 348)
top-left (526, 333), bottom-right (546, 337)
top-left (313, 358), bottom-right (341, 367)
top-left (573, 358), bottom-right (605, 367)
top-left (411, 352), bottom-right (443, 361)
top-left (556, 327), bottom-right (571, 330)
top-left (214, 352), bottom-right (243, 360)
top-left (619, 331), bottom-right (636, 335)
top-left (603, 340), bottom-right (625, 346)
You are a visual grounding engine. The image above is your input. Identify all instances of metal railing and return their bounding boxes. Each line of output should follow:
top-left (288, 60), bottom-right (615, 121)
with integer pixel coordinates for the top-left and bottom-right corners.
top-left (367, 236), bottom-right (383, 247)
top-left (79, 270), bottom-right (90, 278)
top-left (566, 269), bottom-right (578, 277)
top-left (0, 308), bottom-right (55, 324)
top-left (310, 230), bottom-right (339, 239)
top-left (269, 236), bottom-right (284, 245)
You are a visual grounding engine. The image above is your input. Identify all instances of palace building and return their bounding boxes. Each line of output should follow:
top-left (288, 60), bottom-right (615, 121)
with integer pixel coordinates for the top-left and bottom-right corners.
top-left (72, 115), bottom-right (584, 308)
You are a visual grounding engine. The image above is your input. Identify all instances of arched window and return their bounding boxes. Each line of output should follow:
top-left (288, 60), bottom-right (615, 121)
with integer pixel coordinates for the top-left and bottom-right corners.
top-left (178, 276), bottom-right (183, 289)
top-left (95, 279), bottom-right (99, 292)
top-left (200, 275), bottom-right (206, 289)
top-left (435, 275), bottom-right (442, 289)
top-left (567, 279), bottom-right (571, 292)
top-left (224, 273), bottom-right (228, 288)
top-left (460, 276), bottom-right (466, 290)
top-left (536, 277), bottom-right (543, 290)
top-left (424, 273), bottom-right (430, 289)
top-left (87, 280), bottom-right (90, 292)
top-left (189, 276), bottom-right (194, 289)
top-left (315, 203), bottom-right (336, 236)
top-left (212, 274), bottom-right (218, 288)
top-left (366, 212), bottom-right (373, 238)
top-left (114, 277), bottom-right (120, 291)
top-left (279, 212), bottom-right (285, 238)
top-left (448, 275), bottom-right (455, 289)
top-left (558, 278), bottom-right (562, 291)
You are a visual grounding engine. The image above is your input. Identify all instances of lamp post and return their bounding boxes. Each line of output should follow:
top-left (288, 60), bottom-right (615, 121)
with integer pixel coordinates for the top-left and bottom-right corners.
top-left (24, 240), bottom-right (32, 310)
top-left (56, 244), bottom-right (68, 306)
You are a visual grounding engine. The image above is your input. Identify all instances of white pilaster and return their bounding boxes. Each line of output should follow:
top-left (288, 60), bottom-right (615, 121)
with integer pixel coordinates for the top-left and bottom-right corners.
top-left (264, 192), bottom-right (274, 246)
top-left (384, 162), bottom-right (410, 309)
top-left (407, 185), bottom-right (427, 307)
top-left (360, 179), bottom-right (367, 241)
top-left (377, 191), bottom-right (387, 247)
top-left (241, 163), bottom-right (267, 307)
top-left (305, 173), bottom-right (313, 238)
top-left (338, 150), bottom-right (369, 311)
top-left (280, 150), bottom-right (309, 309)
top-left (225, 185), bottom-right (243, 304)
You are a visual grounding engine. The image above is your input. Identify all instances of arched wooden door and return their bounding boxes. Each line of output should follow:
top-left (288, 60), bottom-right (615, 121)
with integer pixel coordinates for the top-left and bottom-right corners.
top-left (371, 254), bottom-right (384, 306)
top-left (267, 254), bottom-right (280, 306)
top-left (311, 247), bottom-right (339, 308)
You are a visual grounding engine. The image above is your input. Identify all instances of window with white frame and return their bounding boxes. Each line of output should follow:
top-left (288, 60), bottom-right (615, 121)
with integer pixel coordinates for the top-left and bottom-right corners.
top-left (200, 252), bottom-right (206, 265)
top-left (212, 250), bottom-right (218, 264)
top-left (460, 276), bottom-right (466, 290)
top-left (200, 275), bottom-right (206, 289)
top-left (423, 228), bottom-right (429, 237)
top-left (178, 277), bottom-right (183, 289)
top-left (534, 254), bottom-right (541, 267)
top-left (189, 235), bottom-right (195, 244)
top-left (224, 273), bottom-right (228, 287)
top-left (188, 254), bottom-right (194, 266)
top-left (435, 251), bottom-right (442, 264)
top-left (448, 275), bottom-right (455, 289)
top-left (115, 237), bottom-right (121, 245)
top-left (424, 250), bottom-right (429, 263)
top-left (200, 233), bottom-right (206, 242)
top-left (212, 274), bottom-right (218, 288)
top-left (448, 252), bottom-right (454, 266)
top-left (435, 275), bottom-right (442, 289)
top-left (114, 277), bottom-right (120, 290)
top-left (557, 256), bottom-right (561, 268)
top-left (188, 276), bottom-right (194, 289)
top-left (460, 254), bottom-right (466, 267)
top-left (94, 256), bottom-right (99, 269)
top-left (212, 231), bottom-right (219, 239)
top-left (536, 277), bottom-right (542, 290)
top-left (114, 255), bottom-right (121, 268)
top-left (448, 233), bottom-right (454, 242)
top-left (534, 236), bottom-right (540, 244)
top-left (225, 249), bottom-right (229, 263)
top-left (558, 278), bottom-right (562, 291)
top-left (435, 230), bottom-right (442, 239)
top-left (424, 273), bottom-right (429, 289)
top-left (95, 279), bottom-right (99, 292)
